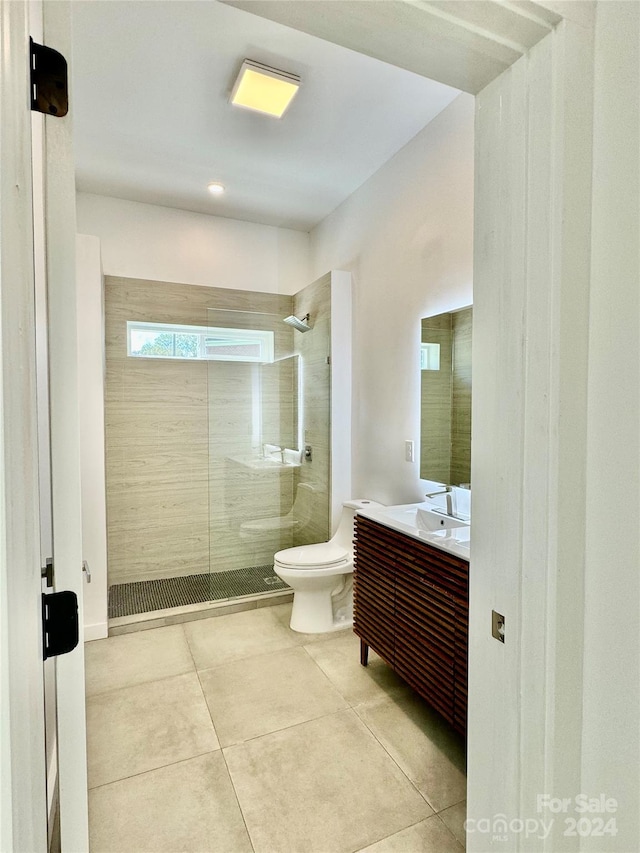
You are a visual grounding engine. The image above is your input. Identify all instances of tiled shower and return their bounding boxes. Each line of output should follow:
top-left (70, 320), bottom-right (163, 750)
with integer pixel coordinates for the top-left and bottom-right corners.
top-left (104, 275), bottom-right (331, 619)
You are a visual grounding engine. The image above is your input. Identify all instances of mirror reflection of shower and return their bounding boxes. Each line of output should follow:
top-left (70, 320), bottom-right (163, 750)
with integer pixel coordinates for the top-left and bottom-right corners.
top-left (283, 313), bottom-right (311, 332)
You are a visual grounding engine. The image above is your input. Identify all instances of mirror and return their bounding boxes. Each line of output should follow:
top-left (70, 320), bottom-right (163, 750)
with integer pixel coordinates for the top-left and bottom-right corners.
top-left (420, 307), bottom-right (472, 486)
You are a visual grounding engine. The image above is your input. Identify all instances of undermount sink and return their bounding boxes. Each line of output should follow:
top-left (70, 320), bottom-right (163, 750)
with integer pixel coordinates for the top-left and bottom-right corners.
top-left (416, 506), bottom-right (470, 532)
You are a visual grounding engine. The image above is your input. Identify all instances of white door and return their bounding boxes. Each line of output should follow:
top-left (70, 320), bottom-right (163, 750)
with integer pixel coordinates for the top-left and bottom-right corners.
top-left (0, 1), bottom-right (89, 850)
top-left (36, 1), bottom-right (90, 850)
top-left (0, 0), bottom-right (49, 848)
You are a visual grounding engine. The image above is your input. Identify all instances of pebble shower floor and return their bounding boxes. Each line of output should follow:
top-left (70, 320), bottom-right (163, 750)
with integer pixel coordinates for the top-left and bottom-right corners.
top-left (108, 565), bottom-right (289, 618)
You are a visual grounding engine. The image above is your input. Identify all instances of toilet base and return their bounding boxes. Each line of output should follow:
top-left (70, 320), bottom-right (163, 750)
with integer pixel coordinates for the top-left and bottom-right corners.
top-left (288, 589), bottom-right (353, 634)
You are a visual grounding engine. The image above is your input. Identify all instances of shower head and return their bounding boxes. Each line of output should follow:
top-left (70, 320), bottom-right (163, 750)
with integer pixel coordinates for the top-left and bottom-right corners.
top-left (283, 313), bottom-right (311, 333)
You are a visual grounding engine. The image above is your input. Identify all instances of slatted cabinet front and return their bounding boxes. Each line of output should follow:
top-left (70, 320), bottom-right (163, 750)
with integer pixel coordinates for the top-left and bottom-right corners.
top-left (353, 515), bottom-right (469, 735)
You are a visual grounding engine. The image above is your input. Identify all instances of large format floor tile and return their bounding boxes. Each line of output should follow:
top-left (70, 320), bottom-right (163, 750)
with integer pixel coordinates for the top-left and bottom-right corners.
top-left (199, 646), bottom-right (348, 746)
top-left (89, 752), bottom-right (252, 853)
top-left (87, 672), bottom-right (219, 787)
top-left (357, 815), bottom-right (464, 853)
top-left (224, 709), bottom-right (433, 853)
top-left (184, 606), bottom-right (298, 670)
top-left (85, 623), bottom-right (194, 695)
top-left (356, 693), bottom-right (467, 813)
top-left (304, 631), bottom-right (411, 706)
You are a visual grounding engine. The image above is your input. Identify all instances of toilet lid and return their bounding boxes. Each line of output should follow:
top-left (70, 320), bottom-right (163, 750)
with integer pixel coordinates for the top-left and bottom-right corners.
top-left (274, 542), bottom-right (350, 569)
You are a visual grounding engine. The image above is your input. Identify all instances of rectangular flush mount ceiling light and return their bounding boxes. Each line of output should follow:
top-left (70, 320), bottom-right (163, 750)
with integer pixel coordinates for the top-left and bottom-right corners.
top-left (230, 59), bottom-right (300, 118)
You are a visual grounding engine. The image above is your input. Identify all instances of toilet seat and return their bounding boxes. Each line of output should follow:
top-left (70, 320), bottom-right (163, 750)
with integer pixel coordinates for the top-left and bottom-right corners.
top-left (274, 542), bottom-right (349, 569)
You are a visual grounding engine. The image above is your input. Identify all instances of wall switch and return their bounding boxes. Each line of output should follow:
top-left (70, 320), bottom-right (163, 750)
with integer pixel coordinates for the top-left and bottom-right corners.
top-left (404, 440), bottom-right (415, 462)
top-left (492, 610), bottom-right (505, 643)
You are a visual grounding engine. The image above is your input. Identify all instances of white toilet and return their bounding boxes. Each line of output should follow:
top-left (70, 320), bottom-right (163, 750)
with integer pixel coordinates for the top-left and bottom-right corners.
top-left (273, 499), bottom-right (383, 633)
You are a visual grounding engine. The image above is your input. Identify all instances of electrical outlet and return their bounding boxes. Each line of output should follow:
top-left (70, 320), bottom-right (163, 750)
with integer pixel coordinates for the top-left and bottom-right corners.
top-left (405, 440), bottom-right (415, 462)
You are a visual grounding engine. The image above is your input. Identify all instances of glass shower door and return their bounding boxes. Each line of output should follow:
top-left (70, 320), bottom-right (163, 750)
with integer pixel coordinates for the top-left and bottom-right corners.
top-left (206, 306), bottom-right (327, 600)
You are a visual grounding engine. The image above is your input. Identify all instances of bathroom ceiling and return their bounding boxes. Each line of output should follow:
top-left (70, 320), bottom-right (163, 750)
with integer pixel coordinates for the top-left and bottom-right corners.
top-left (71, 0), bottom-right (460, 232)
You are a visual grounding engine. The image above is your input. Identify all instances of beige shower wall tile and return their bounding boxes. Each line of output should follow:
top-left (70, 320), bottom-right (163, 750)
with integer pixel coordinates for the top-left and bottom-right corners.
top-left (302, 427), bottom-right (329, 453)
top-left (107, 447), bottom-right (208, 487)
top-left (208, 537), bottom-right (276, 574)
top-left (107, 509), bottom-right (208, 545)
top-left (106, 482), bottom-right (209, 526)
top-left (106, 402), bottom-right (208, 448)
top-left (293, 274), bottom-right (330, 324)
top-left (107, 537), bottom-right (209, 581)
top-left (105, 276), bottom-right (292, 319)
top-left (303, 406), bottom-right (330, 446)
top-left (113, 521), bottom-right (209, 556)
top-left (105, 358), bottom-right (127, 403)
top-left (121, 360), bottom-right (208, 405)
top-left (107, 545), bottom-right (210, 585)
top-left (422, 313), bottom-right (452, 332)
top-left (106, 506), bottom-right (209, 536)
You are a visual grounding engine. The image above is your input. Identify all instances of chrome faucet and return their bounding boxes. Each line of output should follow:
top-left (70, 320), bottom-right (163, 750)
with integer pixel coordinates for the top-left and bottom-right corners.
top-left (425, 486), bottom-right (455, 517)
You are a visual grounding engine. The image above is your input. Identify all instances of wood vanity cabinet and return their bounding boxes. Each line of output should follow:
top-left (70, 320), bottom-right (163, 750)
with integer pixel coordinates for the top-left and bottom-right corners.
top-left (353, 515), bottom-right (469, 736)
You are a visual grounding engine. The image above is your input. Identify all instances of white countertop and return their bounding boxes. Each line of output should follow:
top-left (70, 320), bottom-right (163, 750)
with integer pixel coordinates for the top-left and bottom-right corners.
top-left (356, 502), bottom-right (470, 561)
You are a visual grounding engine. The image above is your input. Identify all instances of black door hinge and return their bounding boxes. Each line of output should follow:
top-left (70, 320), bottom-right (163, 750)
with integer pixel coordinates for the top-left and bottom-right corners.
top-left (41, 557), bottom-right (54, 588)
top-left (30, 38), bottom-right (68, 117)
top-left (42, 591), bottom-right (79, 660)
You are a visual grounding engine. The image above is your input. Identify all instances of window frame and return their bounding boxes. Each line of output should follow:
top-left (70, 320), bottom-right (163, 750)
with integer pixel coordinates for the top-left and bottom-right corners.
top-left (126, 321), bottom-right (275, 364)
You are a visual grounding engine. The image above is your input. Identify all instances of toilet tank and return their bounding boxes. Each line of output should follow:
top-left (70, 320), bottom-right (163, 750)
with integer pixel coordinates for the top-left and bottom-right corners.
top-left (331, 499), bottom-right (384, 550)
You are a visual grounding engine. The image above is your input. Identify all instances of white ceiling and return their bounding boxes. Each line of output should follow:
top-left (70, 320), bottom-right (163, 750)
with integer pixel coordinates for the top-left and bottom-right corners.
top-left (71, 0), bottom-right (460, 232)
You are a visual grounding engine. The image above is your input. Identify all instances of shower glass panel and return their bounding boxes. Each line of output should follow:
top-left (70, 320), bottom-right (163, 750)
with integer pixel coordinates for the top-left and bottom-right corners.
top-left (206, 306), bottom-right (329, 599)
top-left (104, 276), bottom-right (332, 620)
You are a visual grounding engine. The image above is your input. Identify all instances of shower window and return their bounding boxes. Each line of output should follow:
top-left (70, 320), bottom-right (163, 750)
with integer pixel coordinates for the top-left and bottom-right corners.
top-left (127, 321), bottom-right (274, 363)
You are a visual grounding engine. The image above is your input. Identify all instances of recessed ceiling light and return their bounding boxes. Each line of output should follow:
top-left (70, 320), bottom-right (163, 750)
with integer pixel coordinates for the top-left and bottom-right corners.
top-left (207, 181), bottom-right (225, 195)
top-left (230, 59), bottom-right (300, 119)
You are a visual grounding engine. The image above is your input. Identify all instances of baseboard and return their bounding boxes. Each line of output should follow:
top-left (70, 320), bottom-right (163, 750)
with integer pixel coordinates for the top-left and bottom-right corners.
top-left (84, 621), bottom-right (108, 642)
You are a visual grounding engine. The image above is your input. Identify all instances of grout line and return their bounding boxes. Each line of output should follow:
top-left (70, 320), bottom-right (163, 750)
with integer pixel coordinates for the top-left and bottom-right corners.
top-left (182, 619), bottom-right (198, 670)
top-left (87, 748), bottom-right (222, 792)
top-left (85, 665), bottom-right (198, 700)
top-left (351, 700), bottom-right (441, 813)
top-left (344, 811), bottom-right (452, 853)
top-left (183, 629), bottom-right (223, 748)
top-left (191, 640), bottom-right (303, 676)
top-left (438, 795), bottom-right (467, 813)
top-left (298, 643), bottom-right (353, 706)
top-left (220, 706), bottom-right (353, 753)
top-left (433, 813), bottom-right (466, 851)
top-left (219, 744), bottom-right (257, 853)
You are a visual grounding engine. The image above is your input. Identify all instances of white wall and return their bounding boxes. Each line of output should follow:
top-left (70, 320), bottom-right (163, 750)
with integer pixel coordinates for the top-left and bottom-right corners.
top-left (309, 94), bottom-right (474, 505)
top-left (76, 192), bottom-right (310, 294)
top-left (76, 234), bottom-right (108, 640)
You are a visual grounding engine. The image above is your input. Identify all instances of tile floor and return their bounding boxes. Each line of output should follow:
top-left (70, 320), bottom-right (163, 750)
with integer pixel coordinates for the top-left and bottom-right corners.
top-left (86, 603), bottom-right (467, 853)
